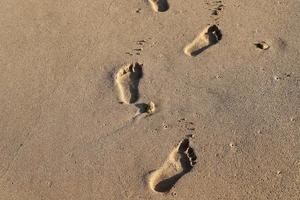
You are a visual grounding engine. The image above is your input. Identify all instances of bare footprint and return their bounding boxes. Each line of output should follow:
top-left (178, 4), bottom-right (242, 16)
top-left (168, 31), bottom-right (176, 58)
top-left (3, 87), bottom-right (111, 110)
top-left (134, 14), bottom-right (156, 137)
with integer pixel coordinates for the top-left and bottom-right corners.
top-left (149, 0), bottom-right (169, 12)
top-left (184, 25), bottom-right (222, 56)
top-left (115, 63), bottom-right (143, 104)
top-left (148, 138), bottom-right (197, 193)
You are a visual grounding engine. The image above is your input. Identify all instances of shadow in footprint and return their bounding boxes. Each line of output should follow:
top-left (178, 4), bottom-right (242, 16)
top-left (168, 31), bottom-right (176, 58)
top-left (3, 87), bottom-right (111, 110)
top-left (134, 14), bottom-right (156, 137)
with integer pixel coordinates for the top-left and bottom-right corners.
top-left (149, 0), bottom-right (169, 12)
top-left (154, 172), bottom-right (185, 193)
top-left (135, 103), bottom-right (149, 113)
top-left (128, 63), bottom-right (143, 103)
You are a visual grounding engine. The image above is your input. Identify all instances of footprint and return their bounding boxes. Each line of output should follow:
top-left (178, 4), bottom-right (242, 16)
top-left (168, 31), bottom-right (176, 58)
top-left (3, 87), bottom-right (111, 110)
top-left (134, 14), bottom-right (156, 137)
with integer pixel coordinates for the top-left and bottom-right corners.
top-left (148, 138), bottom-right (197, 193)
top-left (184, 25), bottom-right (222, 56)
top-left (149, 0), bottom-right (169, 12)
top-left (115, 63), bottom-right (143, 104)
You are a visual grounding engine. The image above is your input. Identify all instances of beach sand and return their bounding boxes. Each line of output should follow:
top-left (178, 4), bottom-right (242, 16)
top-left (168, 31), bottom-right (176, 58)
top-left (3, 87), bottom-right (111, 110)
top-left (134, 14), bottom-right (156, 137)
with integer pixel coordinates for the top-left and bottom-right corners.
top-left (0, 0), bottom-right (299, 199)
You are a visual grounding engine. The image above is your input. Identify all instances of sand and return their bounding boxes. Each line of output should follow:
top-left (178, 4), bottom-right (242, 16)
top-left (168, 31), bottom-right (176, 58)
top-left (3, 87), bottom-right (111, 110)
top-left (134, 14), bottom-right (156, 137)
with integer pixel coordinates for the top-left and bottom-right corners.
top-left (0, 0), bottom-right (299, 199)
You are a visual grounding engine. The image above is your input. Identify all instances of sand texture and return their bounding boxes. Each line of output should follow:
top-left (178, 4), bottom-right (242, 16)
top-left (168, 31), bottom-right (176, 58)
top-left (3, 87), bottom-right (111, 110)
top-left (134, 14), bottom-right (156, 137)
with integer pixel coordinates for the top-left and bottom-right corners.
top-left (0, 0), bottom-right (299, 199)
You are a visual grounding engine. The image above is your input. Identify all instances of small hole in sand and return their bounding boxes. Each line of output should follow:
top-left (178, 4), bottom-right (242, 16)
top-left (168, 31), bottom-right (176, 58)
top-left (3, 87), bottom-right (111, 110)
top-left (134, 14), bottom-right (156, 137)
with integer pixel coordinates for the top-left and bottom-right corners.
top-left (255, 41), bottom-right (270, 50)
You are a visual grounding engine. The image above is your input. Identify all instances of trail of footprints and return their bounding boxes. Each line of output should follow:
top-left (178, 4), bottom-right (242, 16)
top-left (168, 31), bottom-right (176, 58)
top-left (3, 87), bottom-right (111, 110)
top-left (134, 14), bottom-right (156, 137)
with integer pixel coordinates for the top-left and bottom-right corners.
top-left (114, 62), bottom-right (198, 193)
top-left (145, 0), bottom-right (223, 56)
top-left (113, 0), bottom-right (270, 194)
top-left (113, 1), bottom-right (210, 194)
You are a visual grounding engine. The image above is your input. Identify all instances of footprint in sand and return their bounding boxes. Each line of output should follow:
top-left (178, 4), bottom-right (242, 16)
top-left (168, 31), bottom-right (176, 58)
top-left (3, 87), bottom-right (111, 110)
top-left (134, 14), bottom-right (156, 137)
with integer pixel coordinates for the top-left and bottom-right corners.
top-left (148, 138), bottom-right (197, 193)
top-left (115, 63), bottom-right (143, 104)
top-left (184, 25), bottom-right (222, 56)
top-left (149, 0), bottom-right (169, 12)
top-left (206, 0), bottom-right (225, 25)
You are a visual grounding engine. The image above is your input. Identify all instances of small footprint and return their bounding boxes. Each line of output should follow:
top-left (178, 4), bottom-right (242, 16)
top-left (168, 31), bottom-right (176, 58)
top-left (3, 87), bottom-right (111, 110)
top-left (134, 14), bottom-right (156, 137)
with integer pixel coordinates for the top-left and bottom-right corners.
top-left (184, 25), bottom-right (222, 56)
top-left (115, 63), bottom-right (143, 104)
top-left (125, 40), bottom-right (146, 56)
top-left (148, 138), bottom-right (197, 193)
top-left (205, 0), bottom-right (225, 26)
top-left (149, 0), bottom-right (169, 12)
